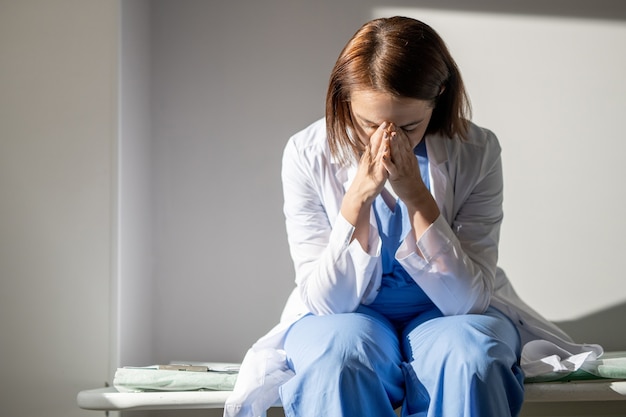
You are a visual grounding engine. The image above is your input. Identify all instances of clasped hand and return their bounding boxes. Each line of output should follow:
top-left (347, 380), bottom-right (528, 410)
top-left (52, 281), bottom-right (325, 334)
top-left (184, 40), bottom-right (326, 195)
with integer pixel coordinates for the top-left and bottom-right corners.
top-left (354, 122), bottom-right (427, 208)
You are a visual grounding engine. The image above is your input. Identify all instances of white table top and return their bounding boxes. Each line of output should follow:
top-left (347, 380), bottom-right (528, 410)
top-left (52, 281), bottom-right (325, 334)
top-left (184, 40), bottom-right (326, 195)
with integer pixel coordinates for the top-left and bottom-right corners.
top-left (77, 380), bottom-right (626, 412)
top-left (77, 387), bottom-right (232, 410)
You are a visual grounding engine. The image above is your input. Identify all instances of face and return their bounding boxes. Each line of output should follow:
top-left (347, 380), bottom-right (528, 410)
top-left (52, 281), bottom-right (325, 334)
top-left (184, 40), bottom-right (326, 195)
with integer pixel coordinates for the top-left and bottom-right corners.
top-left (349, 89), bottom-right (434, 149)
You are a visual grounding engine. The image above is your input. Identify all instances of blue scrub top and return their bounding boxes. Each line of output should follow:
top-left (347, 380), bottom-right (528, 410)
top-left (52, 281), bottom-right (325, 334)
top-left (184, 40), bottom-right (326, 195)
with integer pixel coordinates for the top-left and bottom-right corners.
top-left (367, 139), bottom-right (440, 328)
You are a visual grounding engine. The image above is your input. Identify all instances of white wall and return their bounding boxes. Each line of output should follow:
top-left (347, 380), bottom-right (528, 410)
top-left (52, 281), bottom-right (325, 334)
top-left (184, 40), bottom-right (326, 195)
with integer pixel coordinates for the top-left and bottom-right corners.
top-left (147, 0), bottom-right (626, 371)
top-left (373, 7), bottom-right (626, 345)
top-left (0, 1), bottom-right (118, 416)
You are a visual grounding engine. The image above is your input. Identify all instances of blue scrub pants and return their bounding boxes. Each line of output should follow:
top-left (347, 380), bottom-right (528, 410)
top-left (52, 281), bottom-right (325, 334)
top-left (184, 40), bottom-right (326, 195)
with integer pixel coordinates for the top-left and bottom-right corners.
top-left (280, 306), bottom-right (524, 417)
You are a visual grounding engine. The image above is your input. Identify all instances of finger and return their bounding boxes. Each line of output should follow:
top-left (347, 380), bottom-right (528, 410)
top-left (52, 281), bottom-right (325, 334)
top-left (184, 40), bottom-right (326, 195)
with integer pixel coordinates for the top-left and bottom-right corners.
top-left (392, 129), bottom-right (412, 154)
top-left (388, 132), bottom-right (406, 162)
top-left (381, 132), bottom-right (395, 172)
top-left (377, 132), bottom-right (390, 161)
top-left (382, 156), bottom-right (397, 178)
top-left (369, 121), bottom-right (389, 155)
top-left (390, 133), bottom-right (415, 166)
top-left (360, 143), bottom-right (373, 166)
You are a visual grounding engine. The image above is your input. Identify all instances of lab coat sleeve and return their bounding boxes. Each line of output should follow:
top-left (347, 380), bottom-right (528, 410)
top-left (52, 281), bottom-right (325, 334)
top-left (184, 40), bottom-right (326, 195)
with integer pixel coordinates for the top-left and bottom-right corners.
top-left (397, 133), bottom-right (503, 315)
top-left (281, 137), bottom-right (381, 315)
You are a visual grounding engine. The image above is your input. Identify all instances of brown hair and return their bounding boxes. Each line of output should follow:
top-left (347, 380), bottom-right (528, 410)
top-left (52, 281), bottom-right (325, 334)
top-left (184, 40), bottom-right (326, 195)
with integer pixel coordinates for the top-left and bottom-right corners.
top-left (326, 16), bottom-right (471, 163)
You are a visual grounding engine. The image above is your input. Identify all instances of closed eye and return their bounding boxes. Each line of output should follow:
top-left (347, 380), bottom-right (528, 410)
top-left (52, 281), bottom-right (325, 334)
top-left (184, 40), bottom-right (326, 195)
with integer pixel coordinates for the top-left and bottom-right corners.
top-left (361, 123), bottom-right (379, 132)
top-left (401, 122), bottom-right (421, 132)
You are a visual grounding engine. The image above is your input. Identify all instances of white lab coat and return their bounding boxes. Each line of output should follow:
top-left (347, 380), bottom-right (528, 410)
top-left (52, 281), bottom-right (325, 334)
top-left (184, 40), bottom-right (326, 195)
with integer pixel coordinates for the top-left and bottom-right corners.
top-left (224, 118), bottom-right (602, 417)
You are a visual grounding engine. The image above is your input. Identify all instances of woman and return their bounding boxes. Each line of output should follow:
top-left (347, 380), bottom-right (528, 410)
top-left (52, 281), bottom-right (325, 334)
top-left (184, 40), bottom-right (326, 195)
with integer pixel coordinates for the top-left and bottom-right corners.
top-left (225, 16), bottom-right (601, 417)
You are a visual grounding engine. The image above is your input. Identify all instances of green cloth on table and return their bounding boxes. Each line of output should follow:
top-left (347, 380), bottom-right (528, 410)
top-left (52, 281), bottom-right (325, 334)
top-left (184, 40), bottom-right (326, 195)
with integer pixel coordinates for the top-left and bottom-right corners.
top-left (114, 364), bottom-right (238, 393)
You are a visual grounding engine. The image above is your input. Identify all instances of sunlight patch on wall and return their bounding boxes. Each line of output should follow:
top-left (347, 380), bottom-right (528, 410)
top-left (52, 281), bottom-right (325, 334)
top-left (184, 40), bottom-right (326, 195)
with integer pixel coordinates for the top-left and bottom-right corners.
top-left (373, 7), bottom-right (626, 321)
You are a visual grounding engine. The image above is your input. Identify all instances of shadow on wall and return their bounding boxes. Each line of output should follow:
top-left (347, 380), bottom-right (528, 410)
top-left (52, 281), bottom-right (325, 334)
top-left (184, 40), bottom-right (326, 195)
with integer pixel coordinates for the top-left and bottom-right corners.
top-left (555, 302), bottom-right (626, 351)
top-left (383, 0), bottom-right (626, 21)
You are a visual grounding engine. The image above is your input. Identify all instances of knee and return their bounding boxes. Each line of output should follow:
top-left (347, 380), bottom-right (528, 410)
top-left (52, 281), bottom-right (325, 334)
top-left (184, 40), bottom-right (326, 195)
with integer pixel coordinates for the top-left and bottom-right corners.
top-left (320, 315), bottom-right (397, 368)
top-left (444, 329), bottom-right (517, 381)
top-left (452, 339), bottom-right (507, 380)
top-left (287, 312), bottom-right (400, 372)
top-left (412, 318), bottom-right (517, 379)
